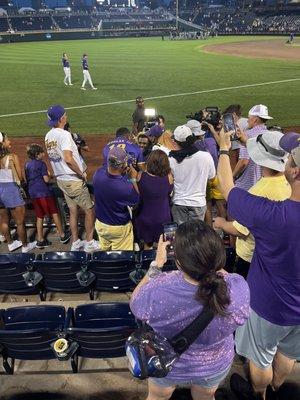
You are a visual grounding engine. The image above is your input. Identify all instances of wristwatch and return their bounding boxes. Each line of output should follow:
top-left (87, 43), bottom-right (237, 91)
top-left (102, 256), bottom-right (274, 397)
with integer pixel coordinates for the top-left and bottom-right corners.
top-left (147, 261), bottom-right (163, 279)
top-left (219, 150), bottom-right (230, 156)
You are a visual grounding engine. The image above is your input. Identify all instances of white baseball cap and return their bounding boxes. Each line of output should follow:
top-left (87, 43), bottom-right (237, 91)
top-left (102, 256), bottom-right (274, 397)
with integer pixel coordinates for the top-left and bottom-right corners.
top-left (247, 130), bottom-right (288, 172)
top-left (185, 120), bottom-right (205, 136)
top-left (248, 104), bottom-right (273, 120)
top-left (173, 125), bottom-right (193, 142)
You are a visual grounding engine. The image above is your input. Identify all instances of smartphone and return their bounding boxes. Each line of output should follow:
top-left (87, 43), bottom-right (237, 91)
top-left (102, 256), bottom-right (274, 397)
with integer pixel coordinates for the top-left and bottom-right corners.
top-left (163, 222), bottom-right (178, 255)
top-left (223, 113), bottom-right (238, 141)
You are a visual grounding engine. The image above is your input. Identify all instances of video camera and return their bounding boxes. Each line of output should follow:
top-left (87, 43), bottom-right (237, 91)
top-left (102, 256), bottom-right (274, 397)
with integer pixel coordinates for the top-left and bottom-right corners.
top-left (186, 107), bottom-right (221, 130)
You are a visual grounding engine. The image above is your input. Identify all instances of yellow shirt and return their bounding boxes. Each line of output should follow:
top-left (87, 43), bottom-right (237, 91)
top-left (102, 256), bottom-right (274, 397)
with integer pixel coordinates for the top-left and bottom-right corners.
top-left (233, 175), bottom-right (291, 262)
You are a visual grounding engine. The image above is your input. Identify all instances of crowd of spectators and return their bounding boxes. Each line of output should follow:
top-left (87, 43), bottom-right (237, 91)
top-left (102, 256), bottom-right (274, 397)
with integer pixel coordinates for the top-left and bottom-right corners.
top-left (1, 6), bottom-right (299, 34)
top-left (0, 97), bottom-right (300, 399)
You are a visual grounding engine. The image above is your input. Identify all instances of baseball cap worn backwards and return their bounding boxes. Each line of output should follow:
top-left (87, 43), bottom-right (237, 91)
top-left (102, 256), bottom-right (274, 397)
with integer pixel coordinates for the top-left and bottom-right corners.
top-left (185, 119), bottom-right (205, 136)
top-left (248, 104), bottom-right (273, 120)
top-left (108, 147), bottom-right (128, 166)
top-left (47, 105), bottom-right (66, 127)
top-left (279, 132), bottom-right (300, 167)
top-left (146, 125), bottom-right (164, 138)
top-left (173, 125), bottom-right (193, 142)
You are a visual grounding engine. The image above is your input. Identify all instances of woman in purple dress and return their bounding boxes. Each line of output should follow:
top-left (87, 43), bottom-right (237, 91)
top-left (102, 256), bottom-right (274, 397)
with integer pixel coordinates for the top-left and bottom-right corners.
top-left (135, 150), bottom-right (173, 249)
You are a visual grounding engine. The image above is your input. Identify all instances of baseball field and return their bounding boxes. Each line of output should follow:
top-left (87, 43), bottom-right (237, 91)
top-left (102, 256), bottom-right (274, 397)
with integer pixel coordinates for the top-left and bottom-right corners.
top-left (0, 35), bottom-right (299, 138)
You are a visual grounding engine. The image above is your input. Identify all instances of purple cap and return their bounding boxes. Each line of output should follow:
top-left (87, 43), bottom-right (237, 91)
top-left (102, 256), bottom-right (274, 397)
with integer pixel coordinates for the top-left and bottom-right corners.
top-left (279, 132), bottom-right (300, 153)
top-left (47, 105), bottom-right (66, 127)
top-left (146, 125), bottom-right (164, 138)
top-left (108, 147), bottom-right (128, 166)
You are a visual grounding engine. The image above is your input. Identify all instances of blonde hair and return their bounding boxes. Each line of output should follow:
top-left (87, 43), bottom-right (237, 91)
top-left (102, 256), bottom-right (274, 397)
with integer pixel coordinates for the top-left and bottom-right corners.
top-left (157, 130), bottom-right (179, 151)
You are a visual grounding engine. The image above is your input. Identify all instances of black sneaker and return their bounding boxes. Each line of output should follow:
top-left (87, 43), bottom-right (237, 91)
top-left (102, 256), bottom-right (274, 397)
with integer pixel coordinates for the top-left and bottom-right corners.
top-left (36, 239), bottom-right (52, 249)
top-left (60, 232), bottom-right (71, 244)
top-left (230, 373), bottom-right (256, 400)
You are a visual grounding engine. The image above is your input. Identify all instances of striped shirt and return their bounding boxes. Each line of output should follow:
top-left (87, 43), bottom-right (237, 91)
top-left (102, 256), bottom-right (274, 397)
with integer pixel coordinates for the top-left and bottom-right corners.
top-left (235, 124), bottom-right (265, 191)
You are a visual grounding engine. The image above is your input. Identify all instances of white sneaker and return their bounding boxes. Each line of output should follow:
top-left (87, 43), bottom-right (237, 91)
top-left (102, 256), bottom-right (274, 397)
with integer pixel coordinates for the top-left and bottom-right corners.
top-left (64, 82), bottom-right (68, 86)
top-left (92, 87), bottom-right (97, 90)
top-left (69, 83), bottom-right (74, 86)
top-left (22, 241), bottom-right (37, 253)
top-left (71, 239), bottom-right (85, 251)
top-left (8, 240), bottom-right (23, 252)
top-left (0, 234), bottom-right (5, 243)
top-left (84, 239), bottom-right (99, 253)
top-left (81, 87), bottom-right (86, 91)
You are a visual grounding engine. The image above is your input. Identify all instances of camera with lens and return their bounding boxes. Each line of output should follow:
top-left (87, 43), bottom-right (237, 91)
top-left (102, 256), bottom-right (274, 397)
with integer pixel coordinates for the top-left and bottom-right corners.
top-left (186, 107), bottom-right (221, 130)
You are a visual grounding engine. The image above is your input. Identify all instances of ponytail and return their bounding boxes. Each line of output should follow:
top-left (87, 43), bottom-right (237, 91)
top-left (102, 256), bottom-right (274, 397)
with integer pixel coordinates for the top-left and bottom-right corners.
top-left (174, 221), bottom-right (230, 316)
top-left (196, 271), bottom-right (230, 316)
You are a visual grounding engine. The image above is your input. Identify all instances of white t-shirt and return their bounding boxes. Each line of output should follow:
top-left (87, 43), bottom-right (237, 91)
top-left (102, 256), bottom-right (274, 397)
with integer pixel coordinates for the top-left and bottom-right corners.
top-left (152, 144), bottom-right (170, 155)
top-left (45, 128), bottom-right (84, 181)
top-left (169, 150), bottom-right (215, 207)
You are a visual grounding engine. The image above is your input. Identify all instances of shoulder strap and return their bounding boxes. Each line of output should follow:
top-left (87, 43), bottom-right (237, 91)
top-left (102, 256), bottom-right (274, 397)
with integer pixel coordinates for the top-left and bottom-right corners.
top-left (169, 307), bottom-right (214, 355)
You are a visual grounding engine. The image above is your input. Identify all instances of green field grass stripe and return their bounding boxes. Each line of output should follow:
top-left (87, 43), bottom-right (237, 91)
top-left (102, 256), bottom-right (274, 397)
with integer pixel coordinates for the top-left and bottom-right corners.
top-left (0, 77), bottom-right (299, 119)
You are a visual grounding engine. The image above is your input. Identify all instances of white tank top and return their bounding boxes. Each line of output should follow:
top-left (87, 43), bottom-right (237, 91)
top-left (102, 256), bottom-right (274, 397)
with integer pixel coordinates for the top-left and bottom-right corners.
top-left (0, 156), bottom-right (14, 183)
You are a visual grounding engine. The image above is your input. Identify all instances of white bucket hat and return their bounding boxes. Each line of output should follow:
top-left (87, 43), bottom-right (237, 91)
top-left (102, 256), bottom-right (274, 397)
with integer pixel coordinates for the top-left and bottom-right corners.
top-left (247, 130), bottom-right (288, 172)
top-left (248, 104), bottom-right (273, 120)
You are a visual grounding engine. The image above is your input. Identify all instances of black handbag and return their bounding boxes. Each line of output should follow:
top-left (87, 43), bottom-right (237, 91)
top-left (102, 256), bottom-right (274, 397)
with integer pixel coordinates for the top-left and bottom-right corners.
top-left (126, 306), bottom-right (214, 380)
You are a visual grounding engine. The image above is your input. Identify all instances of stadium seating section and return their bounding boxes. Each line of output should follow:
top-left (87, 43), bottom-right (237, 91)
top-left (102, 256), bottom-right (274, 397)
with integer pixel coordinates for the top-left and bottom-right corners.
top-left (0, 303), bottom-right (136, 374)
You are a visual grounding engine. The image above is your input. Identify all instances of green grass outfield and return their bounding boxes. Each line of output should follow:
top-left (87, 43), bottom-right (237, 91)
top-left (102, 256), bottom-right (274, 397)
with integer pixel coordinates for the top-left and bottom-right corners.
top-left (0, 35), bottom-right (299, 136)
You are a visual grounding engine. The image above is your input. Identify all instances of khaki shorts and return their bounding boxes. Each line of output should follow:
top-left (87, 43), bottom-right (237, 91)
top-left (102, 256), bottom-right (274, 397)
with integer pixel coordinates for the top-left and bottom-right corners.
top-left (57, 179), bottom-right (93, 210)
top-left (95, 219), bottom-right (134, 251)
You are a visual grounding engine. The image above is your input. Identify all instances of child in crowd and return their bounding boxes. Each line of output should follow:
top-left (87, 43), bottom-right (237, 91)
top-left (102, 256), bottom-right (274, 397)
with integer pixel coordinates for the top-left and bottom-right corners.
top-left (25, 144), bottom-right (70, 248)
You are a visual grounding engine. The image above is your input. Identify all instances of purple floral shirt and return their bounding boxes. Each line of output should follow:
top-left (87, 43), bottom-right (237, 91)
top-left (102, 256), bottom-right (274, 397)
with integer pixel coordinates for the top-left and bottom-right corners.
top-left (130, 271), bottom-right (249, 379)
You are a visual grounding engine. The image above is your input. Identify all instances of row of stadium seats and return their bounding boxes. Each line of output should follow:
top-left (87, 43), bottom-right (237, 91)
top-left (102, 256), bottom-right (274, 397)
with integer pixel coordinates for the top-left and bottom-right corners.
top-left (0, 249), bottom-right (236, 301)
top-left (0, 302), bottom-right (136, 374)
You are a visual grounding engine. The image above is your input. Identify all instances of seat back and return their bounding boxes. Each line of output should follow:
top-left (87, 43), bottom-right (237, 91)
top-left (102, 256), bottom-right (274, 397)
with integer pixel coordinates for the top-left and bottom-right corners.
top-left (67, 303), bottom-right (136, 359)
top-left (89, 251), bottom-right (136, 292)
top-left (33, 252), bottom-right (90, 293)
top-left (0, 253), bottom-right (36, 294)
top-left (140, 250), bottom-right (177, 272)
top-left (0, 306), bottom-right (65, 360)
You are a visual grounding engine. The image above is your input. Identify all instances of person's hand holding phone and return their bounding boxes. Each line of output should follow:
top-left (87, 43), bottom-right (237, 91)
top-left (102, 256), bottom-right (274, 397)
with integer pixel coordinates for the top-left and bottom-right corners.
top-left (155, 235), bottom-right (170, 268)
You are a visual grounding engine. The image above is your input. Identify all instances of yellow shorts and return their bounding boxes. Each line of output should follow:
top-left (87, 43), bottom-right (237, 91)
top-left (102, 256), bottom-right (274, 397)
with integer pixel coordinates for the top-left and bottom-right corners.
top-left (95, 219), bottom-right (134, 251)
top-left (210, 177), bottom-right (224, 201)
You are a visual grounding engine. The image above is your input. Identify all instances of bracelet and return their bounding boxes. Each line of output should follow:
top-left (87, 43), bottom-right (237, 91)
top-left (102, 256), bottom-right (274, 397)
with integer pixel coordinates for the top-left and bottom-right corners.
top-left (219, 150), bottom-right (230, 156)
top-left (128, 178), bottom-right (137, 183)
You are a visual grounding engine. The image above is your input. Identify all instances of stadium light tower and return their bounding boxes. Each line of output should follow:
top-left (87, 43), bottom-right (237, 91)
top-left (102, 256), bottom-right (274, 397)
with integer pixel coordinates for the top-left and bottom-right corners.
top-left (176, 0), bottom-right (179, 30)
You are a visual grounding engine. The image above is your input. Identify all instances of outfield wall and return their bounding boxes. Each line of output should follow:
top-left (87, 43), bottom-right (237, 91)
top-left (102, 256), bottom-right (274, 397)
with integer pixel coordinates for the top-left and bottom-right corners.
top-left (0, 29), bottom-right (171, 43)
top-left (0, 29), bottom-right (294, 44)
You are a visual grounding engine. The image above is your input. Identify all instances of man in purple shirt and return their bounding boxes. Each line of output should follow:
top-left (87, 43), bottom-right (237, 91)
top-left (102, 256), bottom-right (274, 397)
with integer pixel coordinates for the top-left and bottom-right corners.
top-left (217, 129), bottom-right (300, 400)
top-left (102, 127), bottom-right (145, 171)
top-left (233, 104), bottom-right (273, 191)
top-left (93, 147), bottom-right (139, 251)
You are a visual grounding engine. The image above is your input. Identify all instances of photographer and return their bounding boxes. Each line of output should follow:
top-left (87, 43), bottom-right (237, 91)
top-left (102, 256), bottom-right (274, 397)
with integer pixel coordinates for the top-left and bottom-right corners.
top-left (130, 221), bottom-right (250, 400)
top-left (132, 96), bottom-right (146, 136)
top-left (93, 147), bottom-right (139, 251)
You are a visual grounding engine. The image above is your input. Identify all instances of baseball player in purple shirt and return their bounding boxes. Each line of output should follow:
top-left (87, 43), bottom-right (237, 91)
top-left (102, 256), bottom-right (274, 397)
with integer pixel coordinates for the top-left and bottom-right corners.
top-left (81, 54), bottom-right (97, 91)
top-left (62, 53), bottom-right (73, 86)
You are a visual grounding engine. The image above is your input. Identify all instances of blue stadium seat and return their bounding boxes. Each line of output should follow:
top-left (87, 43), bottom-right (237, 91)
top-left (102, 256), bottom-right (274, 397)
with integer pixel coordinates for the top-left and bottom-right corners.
top-left (66, 302), bottom-right (137, 373)
top-left (88, 251), bottom-right (136, 298)
top-left (33, 252), bottom-right (93, 300)
top-left (0, 305), bottom-right (66, 374)
top-left (0, 253), bottom-right (40, 298)
top-left (140, 250), bottom-right (177, 272)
